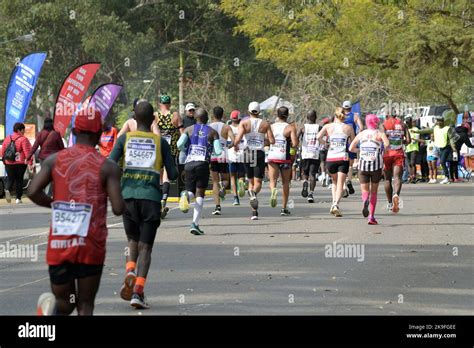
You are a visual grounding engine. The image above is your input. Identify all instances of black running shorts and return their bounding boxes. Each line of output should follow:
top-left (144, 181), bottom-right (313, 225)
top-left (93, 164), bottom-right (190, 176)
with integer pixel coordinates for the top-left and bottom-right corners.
top-left (185, 161), bottom-right (210, 193)
top-left (123, 199), bottom-right (161, 245)
top-left (327, 160), bottom-right (350, 175)
top-left (49, 263), bottom-right (103, 285)
top-left (244, 150), bottom-right (266, 179)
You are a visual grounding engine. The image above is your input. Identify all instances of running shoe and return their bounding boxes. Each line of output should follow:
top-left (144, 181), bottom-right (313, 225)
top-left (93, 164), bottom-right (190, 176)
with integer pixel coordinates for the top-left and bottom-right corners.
top-left (250, 215), bottom-right (259, 221)
top-left (440, 178), bottom-right (450, 184)
top-left (330, 203), bottom-right (336, 215)
top-left (160, 200), bottom-right (169, 219)
top-left (280, 208), bottom-right (291, 216)
top-left (362, 199), bottom-right (370, 218)
top-left (37, 293), bottom-right (56, 316)
top-left (238, 180), bottom-right (245, 197)
top-left (301, 181), bottom-right (309, 198)
top-left (130, 293), bottom-right (150, 309)
top-left (343, 189), bottom-right (349, 198)
top-left (387, 202), bottom-right (393, 212)
top-left (454, 178), bottom-right (464, 183)
top-left (179, 191), bottom-right (189, 213)
top-left (307, 193), bottom-right (314, 203)
top-left (219, 185), bottom-right (226, 200)
top-left (212, 206), bottom-right (222, 215)
top-left (368, 217), bottom-right (378, 225)
top-left (15, 199), bottom-right (22, 204)
top-left (233, 197), bottom-right (240, 206)
top-left (5, 190), bottom-right (11, 204)
top-left (248, 191), bottom-right (259, 210)
top-left (347, 181), bottom-right (355, 194)
top-left (120, 271), bottom-right (137, 301)
top-left (322, 176), bottom-right (328, 187)
top-left (392, 194), bottom-right (400, 214)
top-left (190, 223), bottom-right (205, 235)
top-left (332, 204), bottom-right (342, 217)
top-left (270, 188), bottom-right (278, 208)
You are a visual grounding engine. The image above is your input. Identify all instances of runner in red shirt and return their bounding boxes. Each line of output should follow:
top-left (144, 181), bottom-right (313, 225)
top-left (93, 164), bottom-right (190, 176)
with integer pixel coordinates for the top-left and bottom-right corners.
top-left (99, 124), bottom-right (118, 157)
top-left (27, 108), bottom-right (124, 316)
top-left (382, 113), bottom-right (411, 213)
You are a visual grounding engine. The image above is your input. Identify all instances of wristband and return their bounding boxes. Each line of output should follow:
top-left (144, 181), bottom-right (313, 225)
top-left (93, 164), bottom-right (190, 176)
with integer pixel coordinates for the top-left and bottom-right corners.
top-left (289, 148), bottom-right (296, 156)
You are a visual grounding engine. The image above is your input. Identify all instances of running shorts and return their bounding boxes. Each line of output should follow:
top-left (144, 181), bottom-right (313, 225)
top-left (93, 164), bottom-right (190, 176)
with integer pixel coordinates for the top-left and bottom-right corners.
top-left (319, 149), bottom-right (328, 163)
top-left (302, 159), bottom-right (321, 177)
top-left (427, 156), bottom-right (438, 162)
top-left (348, 151), bottom-right (357, 160)
top-left (185, 161), bottom-right (210, 193)
top-left (123, 199), bottom-right (161, 245)
top-left (327, 160), bottom-right (350, 175)
top-left (269, 161), bottom-right (292, 171)
top-left (359, 169), bottom-right (383, 184)
top-left (49, 263), bottom-right (103, 285)
top-left (228, 162), bottom-right (245, 175)
top-left (383, 154), bottom-right (405, 171)
top-left (210, 162), bottom-right (229, 173)
top-left (244, 150), bottom-right (266, 179)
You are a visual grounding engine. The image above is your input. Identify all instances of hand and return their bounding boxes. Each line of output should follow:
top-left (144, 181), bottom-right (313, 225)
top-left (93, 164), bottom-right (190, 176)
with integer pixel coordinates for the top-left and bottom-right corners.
top-left (452, 152), bottom-right (458, 161)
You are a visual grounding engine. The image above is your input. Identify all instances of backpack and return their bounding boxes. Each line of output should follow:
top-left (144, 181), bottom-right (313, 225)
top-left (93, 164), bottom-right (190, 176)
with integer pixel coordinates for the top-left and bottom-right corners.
top-left (3, 136), bottom-right (18, 162)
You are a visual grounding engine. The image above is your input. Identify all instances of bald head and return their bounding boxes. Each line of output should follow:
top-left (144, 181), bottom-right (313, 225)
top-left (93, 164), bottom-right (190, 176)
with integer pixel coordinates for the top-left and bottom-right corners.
top-left (195, 107), bottom-right (209, 124)
top-left (134, 101), bottom-right (154, 128)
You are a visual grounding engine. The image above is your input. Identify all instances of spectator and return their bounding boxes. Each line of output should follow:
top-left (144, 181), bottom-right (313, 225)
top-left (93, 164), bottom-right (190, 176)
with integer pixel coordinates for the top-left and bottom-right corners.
top-left (451, 123), bottom-right (473, 182)
top-left (27, 118), bottom-right (64, 164)
top-left (426, 133), bottom-right (439, 183)
top-left (1, 122), bottom-right (33, 203)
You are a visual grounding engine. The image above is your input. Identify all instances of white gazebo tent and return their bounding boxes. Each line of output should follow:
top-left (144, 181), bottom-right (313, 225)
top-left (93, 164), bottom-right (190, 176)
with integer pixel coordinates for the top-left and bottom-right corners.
top-left (259, 95), bottom-right (294, 114)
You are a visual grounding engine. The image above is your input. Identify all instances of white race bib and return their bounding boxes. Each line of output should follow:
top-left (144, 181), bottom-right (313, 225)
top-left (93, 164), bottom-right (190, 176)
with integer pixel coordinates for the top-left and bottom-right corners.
top-left (125, 137), bottom-right (157, 169)
top-left (51, 201), bottom-right (92, 237)
top-left (360, 150), bottom-right (377, 162)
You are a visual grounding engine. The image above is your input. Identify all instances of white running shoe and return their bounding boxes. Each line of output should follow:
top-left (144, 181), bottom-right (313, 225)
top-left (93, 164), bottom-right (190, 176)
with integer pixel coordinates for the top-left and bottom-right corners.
top-left (5, 190), bottom-right (11, 203)
top-left (37, 293), bottom-right (56, 316)
top-left (15, 199), bottom-right (22, 204)
top-left (440, 178), bottom-right (449, 184)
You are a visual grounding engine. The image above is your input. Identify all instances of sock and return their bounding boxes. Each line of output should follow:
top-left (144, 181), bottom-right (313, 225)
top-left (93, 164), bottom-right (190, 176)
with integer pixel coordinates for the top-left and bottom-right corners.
top-left (133, 277), bottom-right (146, 295)
top-left (125, 261), bottom-right (136, 274)
top-left (309, 191), bottom-right (314, 195)
top-left (162, 182), bottom-right (170, 200)
top-left (187, 191), bottom-right (195, 201)
top-left (369, 192), bottom-right (377, 217)
top-left (193, 197), bottom-right (204, 225)
top-left (362, 191), bottom-right (369, 203)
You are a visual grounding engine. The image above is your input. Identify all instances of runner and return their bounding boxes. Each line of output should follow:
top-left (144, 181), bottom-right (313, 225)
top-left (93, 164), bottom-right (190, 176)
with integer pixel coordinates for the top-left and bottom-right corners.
top-left (118, 98), bottom-right (160, 137)
top-left (349, 114), bottom-right (389, 225)
top-left (342, 101), bottom-right (363, 196)
top-left (99, 122), bottom-right (118, 158)
top-left (177, 108), bottom-right (222, 235)
top-left (155, 94), bottom-right (182, 218)
top-left (382, 111), bottom-right (411, 213)
top-left (178, 103), bottom-right (197, 174)
top-left (298, 110), bottom-right (321, 203)
top-left (268, 106), bottom-right (298, 215)
top-left (110, 101), bottom-right (178, 309)
top-left (27, 108), bottom-right (125, 315)
top-left (319, 117), bottom-right (331, 188)
top-left (225, 110), bottom-right (246, 205)
top-left (404, 116), bottom-right (421, 184)
top-left (317, 107), bottom-right (355, 217)
top-left (209, 106), bottom-right (230, 215)
top-left (234, 101), bottom-right (275, 220)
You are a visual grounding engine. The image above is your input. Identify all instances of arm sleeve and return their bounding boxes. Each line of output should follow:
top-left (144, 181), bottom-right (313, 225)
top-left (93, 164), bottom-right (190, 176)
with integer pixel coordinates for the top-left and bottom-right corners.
top-left (161, 139), bottom-right (178, 180)
top-left (109, 134), bottom-right (126, 163)
top-left (177, 133), bottom-right (189, 151)
top-left (213, 139), bottom-right (222, 156)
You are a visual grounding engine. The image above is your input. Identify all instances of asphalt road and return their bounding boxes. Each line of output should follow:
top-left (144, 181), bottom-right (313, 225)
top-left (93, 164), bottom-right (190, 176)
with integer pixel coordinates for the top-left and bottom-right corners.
top-left (0, 180), bottom-right (472, 315)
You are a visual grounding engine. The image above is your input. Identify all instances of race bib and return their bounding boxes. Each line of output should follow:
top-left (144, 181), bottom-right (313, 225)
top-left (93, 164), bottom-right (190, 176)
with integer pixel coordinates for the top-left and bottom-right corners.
top-left (125, 137), bottom-right (157, 169)
top-left (187, 144), bottom-right (207, 162)
top-left (360, 149), bottom-right (377, 161)
top-left (51, 201), bottom-right (92, 237)
top-left (247, 138), bottom-right (263, 149)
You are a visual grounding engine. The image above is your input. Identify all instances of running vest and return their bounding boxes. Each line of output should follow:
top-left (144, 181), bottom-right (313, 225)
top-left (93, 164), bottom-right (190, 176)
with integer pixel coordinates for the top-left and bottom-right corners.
top-left (268, 122), bottom-right (291, 163)
top-left (301, 123), bottom-right (320, 160)
top-left (327, 123), bottom-right (349, 162)
top-left (121, 131), bottom-right (163, 203)
top-left (99, 127), bottom-right (117, 157)
top-left (384, 118), bottom-right (405, 156)
top-left (228, 124), bottom-right (245, 163)
top-left (344, 112), bottom-right (357, 133)
top-left (48, 144), bottom-right (107, 265)
top-left (209, 121), bottom-right (228, 163)
top-left (157, 110), bottom-right (179, 156)
top-left (358, 130), bottom-right (383, 171)
top-left (434, 125), bottom-right (449, 148)
top-left (186, 124), bottom-right (213, 163)
top-left (406, 127), bottom-right (420, 153)
top-left (244, 118), bottom-right (265, 151)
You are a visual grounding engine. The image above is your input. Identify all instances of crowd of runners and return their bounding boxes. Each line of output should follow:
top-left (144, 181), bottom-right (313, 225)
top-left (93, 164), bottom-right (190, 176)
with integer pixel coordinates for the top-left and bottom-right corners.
top-left (2, 93), bottom-right (472, 315)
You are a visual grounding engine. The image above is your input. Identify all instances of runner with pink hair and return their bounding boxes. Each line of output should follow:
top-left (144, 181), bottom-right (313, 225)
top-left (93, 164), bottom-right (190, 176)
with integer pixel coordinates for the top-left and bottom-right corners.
top-left (349, 114), bottom-right (389, 224)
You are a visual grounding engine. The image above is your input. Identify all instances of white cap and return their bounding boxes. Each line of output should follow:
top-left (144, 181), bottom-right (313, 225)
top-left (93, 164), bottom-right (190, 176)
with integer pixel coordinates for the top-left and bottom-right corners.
top-left (185, 103), bottom-right (195, 111)
top-left (342, 100), bottom-right (352, 109)
top-left (248, 101), bottom-right (260, 114)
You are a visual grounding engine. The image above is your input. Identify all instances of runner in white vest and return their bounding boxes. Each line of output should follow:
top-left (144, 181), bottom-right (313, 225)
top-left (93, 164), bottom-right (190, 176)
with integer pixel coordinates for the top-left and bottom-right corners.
top-left (209, 106), bottom-right (231, 215)
top-left (298, 110), bottom-right (321, 203)
top-left (317, 107), bottom-right (355, 217)
top-left (267, 106), bottom-right (298, 215)
top-left (223, 110), bottom-right (246, 206)
top-left (234, 101), bottom-right (275, 220)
